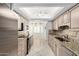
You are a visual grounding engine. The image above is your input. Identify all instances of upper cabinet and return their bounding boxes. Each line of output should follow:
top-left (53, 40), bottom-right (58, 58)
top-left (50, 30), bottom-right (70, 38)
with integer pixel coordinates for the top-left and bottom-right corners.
top-left (63, 11), bottom-right (71, 27)
top-left (58, 15), bottom-right (64, 27)
top-left (54, 10), bottom-right (71, 28)
top-left (52, 4), bottom-right (79, 30)
top-left (71, 6), bottom-right (79, 29)
top-left (53, 20), bottom-right (58, 30)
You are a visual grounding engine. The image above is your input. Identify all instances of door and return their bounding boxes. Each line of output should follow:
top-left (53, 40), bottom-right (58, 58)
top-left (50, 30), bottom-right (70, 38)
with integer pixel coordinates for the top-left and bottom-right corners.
top-left (40, 22), bottom-right (48, 40)
top-left (29, 20), bottom-right (48, 49)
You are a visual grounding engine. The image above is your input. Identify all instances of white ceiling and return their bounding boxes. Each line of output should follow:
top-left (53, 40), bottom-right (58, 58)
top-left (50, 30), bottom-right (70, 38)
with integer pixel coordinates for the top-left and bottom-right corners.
top-left (12, 3), bottom-right (76, 21)
top-left (19, 7), bottom-right (64, 20)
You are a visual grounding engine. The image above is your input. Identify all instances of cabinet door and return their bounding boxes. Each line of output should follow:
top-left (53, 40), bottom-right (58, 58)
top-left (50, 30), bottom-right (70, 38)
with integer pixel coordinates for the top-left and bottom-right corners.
top-left (58, 46), bottom-right (64, 56)
top-left (52, 21), bottom-right (54, 29)
top-left (21, 38), bottom-right (27, 56)
top-left (48, 36), bottom-right (55, 52)
top-left (63, 11), bottom-right (71, 27)
top-left (59, 46), bottom-right (75, 56)
top-left (18, 38), bottom-right (27, 56)
top-left (51, 38), bottom-right (55, 53)
top-left (58, 15), bottom-right (64, 27)
top-left (18, 38), bottom-right (22, 56)
top-left (71, 6), bottom-right (79, 29)
top-left (63, 11), bottom-right (71, 24)
top-left (58, 46), bottom-right (70, 56)
top-left (53, 21), bottom-right (55, 30)
top-left (55, 44), bottom-right (57, 55)
top-left (53, 20), bottom-right (58, 30)
top-left (48, 36), bottom-right (52, 46)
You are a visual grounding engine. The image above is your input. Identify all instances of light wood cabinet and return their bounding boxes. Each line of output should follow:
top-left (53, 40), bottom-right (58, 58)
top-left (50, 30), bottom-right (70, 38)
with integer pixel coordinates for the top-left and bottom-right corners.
top-left (58, 46), bottom-right (76, 56)
top-left (71, 6), bottom-right (79, 29)
top-left (52, 4), bottom-right (79, 29)
top-left (63, 11), bottom-right (71, 27)
top-left (48, 35), bottom-right (77, 56)
top-left (54, 11), bottom-right (71, 29)
top-left (48, 35), bottom-right (61, 56)
top-left (52, 38), bottom-right (57, 55)
top-left (48, 35), bottom-right (54, 51)
top-left (53, 20), bottom-right (58, 30)
top-left (48, 35), bottom-right (56, 55)
top-left (18, 38), bottom-right (27, 56)
top-left (58, 15), bottom-right (64, 27)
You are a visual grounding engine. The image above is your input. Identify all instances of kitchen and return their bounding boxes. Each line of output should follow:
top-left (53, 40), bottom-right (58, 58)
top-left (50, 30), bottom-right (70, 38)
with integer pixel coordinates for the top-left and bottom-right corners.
top-left (0, 3), bottom-right (79, 56)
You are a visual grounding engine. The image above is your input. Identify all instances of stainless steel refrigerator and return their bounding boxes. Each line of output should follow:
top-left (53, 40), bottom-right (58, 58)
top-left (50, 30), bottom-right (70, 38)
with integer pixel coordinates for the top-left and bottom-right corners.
top-left (0, 4), bottom-right (18, 56)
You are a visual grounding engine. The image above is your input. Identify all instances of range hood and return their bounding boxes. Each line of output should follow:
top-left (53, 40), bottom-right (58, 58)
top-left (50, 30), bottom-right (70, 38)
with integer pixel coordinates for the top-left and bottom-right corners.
top-left (58, 25), bottom-right (69, 30)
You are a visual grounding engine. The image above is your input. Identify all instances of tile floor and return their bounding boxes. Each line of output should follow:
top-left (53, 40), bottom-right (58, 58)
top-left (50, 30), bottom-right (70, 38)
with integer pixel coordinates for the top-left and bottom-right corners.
top-left (27, 33), bottom-right (55, 56)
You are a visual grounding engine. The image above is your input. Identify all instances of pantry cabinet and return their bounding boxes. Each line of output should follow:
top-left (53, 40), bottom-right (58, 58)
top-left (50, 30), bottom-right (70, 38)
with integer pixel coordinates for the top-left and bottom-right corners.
top-left (71, 6), bottom-right (79, 29)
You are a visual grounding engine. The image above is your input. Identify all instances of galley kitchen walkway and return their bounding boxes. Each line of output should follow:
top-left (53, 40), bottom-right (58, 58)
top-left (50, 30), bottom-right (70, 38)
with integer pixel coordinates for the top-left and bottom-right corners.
top-left (27, 33), bottom-right (55, 56)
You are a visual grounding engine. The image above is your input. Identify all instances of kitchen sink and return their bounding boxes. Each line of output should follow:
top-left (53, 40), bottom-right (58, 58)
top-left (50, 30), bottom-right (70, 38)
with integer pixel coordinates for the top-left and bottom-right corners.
top-left (55, 36), bottom-right (69, 42)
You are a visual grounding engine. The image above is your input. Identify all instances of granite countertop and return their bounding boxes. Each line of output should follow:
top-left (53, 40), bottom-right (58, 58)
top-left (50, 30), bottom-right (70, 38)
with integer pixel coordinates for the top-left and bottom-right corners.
top-left (18, 31), bottom-right (29, 38)
top-left (18, 36), bottom-right (27, 38)
top-left (49, 34), bottom-right (79, 56)
top-left (28, 34), bottom-right (33, 38)
top-left (62, 40), bottom-right (79, 56)
top-left (18, 34), bottom-right (28, 38)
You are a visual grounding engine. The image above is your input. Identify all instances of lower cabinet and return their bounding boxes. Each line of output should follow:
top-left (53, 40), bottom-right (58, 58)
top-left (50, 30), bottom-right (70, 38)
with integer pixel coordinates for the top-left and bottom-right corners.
top-left (48, 35), bottom-right (77, 56)
top-left (54, 43), bottom-right (58, 55)
top-left (18, 38), bottom-right (27, 56)
top-left (48, 35), bottom-right (59, 56)
top-left (28, 35), bottom-right (33, 52)
top-left (58, 46), bottom-right (76, 56)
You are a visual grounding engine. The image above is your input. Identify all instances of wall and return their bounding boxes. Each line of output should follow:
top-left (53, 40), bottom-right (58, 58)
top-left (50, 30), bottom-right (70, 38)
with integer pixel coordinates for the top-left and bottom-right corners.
top-left (47, 22), bottom-right (53, 30)
top-left (18, 16), bottom-right (28, 36)
top-left (28, 20), bottom-right (48, 37)
top-left (60, 29), bottom-right (79, 43)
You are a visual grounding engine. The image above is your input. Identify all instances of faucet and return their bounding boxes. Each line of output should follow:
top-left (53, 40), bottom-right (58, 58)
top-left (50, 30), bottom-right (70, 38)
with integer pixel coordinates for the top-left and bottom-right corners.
top-left (64, 35), bottom-right (68, 39)
top-left (63, 35), bottom-right (68, 39)
top-left (62, 35), bottom-right (70, 42)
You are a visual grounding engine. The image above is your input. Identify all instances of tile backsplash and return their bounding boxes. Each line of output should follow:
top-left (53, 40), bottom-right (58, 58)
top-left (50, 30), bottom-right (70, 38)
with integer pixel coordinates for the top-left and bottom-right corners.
top-left (61, 29), bottom-right (79, 43)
